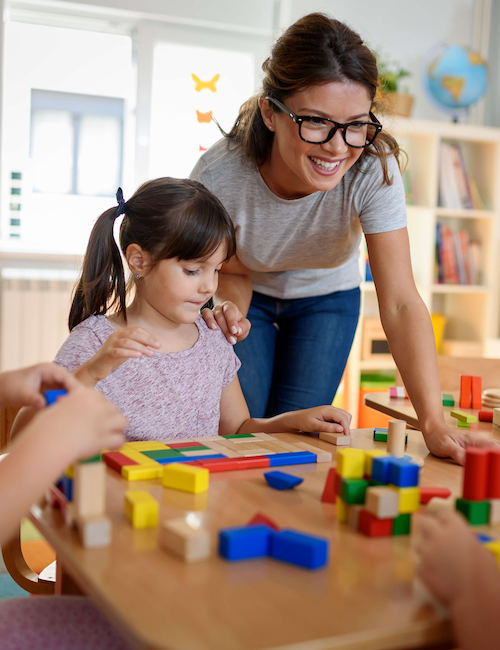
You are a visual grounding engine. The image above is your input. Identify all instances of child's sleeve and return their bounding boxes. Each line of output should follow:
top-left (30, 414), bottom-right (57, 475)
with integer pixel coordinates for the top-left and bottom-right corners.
top-left (53, 323), bottom-right (104, 372)
top-left (222, 346), bottom-right (241, 389)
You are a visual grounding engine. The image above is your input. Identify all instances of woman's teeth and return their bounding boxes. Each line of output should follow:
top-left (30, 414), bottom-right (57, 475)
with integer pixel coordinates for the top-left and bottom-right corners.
top-left (309, 156), bottom-right (340, 171)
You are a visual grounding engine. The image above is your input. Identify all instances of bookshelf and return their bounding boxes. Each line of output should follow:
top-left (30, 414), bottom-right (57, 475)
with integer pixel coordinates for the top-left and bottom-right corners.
top-left (344, 118), bottom-right (500, 427)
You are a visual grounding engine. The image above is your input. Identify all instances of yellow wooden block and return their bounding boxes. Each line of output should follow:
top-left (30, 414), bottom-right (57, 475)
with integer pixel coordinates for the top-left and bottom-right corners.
top-left (162, 463), bottom-right (209, 494)
top-left (485, 541), bottom-right (500, 571)
top-left (124, 491), bottom-right (159, 529)
top-left (124, 441), bottom-right (169, 451)
top-left (390, 486), bottom-right (420, 514)
top-left (364, 449), bottom-right (388, 478)
top-left (120, 449), bottom-right (161, 466)
top-left (336, 497), bottom-right (348, 522)
top-left (122, 465), bottom-right (163, 481)
top-left (64, 464), bottom-right (75, 479)
top-left (336, 448), bottom-right (365, 479)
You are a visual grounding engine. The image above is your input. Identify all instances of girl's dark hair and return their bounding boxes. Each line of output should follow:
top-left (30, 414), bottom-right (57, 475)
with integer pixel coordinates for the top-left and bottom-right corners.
top-left (69, 177), bottom-right (236, 330)
top-left (226, 12), bottom-right (403, 184)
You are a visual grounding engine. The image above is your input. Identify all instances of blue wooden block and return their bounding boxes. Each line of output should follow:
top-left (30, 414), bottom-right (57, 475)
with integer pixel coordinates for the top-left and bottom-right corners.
top-left (219, 525), bottom-right (273, 561)
top-left (45, 389), bottom-right (67, 406)
top-left (270, 529), bottom-right (329, 570)
top-left (264, 471), bottom-right (304, 490)
top-left (371, 456), bottom-right (394, 484)
top-left (388, 458), bottom-right (420, 488)
top-left (477, 533), bottom-right (495, 543)
top-left (268, 451), bottom-right (317, 467)
top-left (61, 474), bottom-right (73, 501)
top-left (373, 428), bottom-right (388, 434)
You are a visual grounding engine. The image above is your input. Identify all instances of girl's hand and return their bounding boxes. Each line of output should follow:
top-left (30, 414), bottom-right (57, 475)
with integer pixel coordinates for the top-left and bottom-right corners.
top-left (423, 422), bottom-right (500, 466)
top-left (76, 327), bottom-right (160, 385)
top-left (202, 301), bottom-right (251, 345)
top-left (414, 507), bottom-right (496, 609)
top-left (289, 405), bottom-right (352, 436)
top-left (0, 363), bottom-right (80, 410)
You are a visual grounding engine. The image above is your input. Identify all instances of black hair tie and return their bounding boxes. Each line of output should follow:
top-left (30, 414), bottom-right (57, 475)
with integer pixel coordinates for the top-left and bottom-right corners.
top-left (115, 187), bottom-right (126, 219)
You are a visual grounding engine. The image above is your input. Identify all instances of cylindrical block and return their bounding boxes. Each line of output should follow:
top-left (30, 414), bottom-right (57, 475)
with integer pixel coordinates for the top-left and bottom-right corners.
top-left (463, 448), bottom-right (489, 501)
top-left (488, 448), bottom-right (500, 499)
top-left (387, 419), bottom-right (406, 458)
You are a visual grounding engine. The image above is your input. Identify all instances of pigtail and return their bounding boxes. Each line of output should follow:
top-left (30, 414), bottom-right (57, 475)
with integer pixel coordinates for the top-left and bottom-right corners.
top-left (68, 207), bottom-right (127, 330)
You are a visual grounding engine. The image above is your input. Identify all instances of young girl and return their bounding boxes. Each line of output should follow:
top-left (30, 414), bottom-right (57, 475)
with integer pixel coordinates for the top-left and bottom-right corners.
top-left (15, 177), bottom-right (350, 442)
top-left (0, 363), bottom-right (130, 649)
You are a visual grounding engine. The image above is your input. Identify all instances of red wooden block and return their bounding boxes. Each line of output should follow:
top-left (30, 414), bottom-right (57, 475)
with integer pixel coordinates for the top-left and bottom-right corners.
top-left (334, 470), bottom-right (342, 497)
top-left (488, 448), bottom-right (500, 499)
top-left (419, 486), bottom-right (452, 504)
top-left (321, 467), bottom-right (337, 504)
top-left (235, 456), bottom-right (271, 470)
top-left (460, 375), bottom-right (472, 409)
top-left (248, 512), bottom-right (280, 530)
top-left (463, 447), bottom-right (489, 501)
top-left (102, 451), bottom-right (138, 473)
top-left (358, 510), bottom-right (393, 537)
top-left (479, 410), bottom-right (493, 422)
top-left (471, 376), bottom-right (482, 410)
top-left (192, 458), bottom-right (241, 472)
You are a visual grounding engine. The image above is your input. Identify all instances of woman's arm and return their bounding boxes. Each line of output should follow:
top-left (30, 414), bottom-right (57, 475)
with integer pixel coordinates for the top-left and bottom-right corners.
top-left (366, 228), bottom-right (490, 465)
top-left (202, 255), bottom-right (252, 343)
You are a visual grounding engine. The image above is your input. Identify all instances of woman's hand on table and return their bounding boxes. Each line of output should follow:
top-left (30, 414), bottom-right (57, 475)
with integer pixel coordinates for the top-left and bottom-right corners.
top-left (288, 405), bottom-right (352, 436)
top-left (202, 301), bottom-right (251, 345)
top-left (424, 422), bottom-right (500, 465)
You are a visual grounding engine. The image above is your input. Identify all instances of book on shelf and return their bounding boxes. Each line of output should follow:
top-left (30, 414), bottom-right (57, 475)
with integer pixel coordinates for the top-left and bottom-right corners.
top-left (402, 168), bottom-right (413, 205)
top-left (436, 222), bottom-right (482, 285)
top-left (438, 142), bottom-right (485, 210)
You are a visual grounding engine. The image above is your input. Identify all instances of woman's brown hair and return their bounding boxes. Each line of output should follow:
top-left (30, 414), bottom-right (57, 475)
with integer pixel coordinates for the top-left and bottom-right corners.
top-left (226, 12), bottom-right (402, 184)
top-left (69, 178), bottom-right (236, 330)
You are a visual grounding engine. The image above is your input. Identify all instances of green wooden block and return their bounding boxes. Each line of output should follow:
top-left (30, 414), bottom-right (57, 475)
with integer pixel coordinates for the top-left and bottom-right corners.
top-left (451, 410), bottom-right (477, 424)
top-left (340, 478), bottom-right (370, 504)
top-left (80, 454), bottom-right (101, 464)
top-left (143, 449), bottom-right (182, 459)
top-left (173, 445), bottom-right (211, 453)
top-left (456, 497), bottom-right (490, 525)
top-left (457, 420), bottom-right (470, 428)
top-left (442, 393), bottom-right (455, 407)
top-left (374, 432), bottom-right (388, 442)
top-left (222, 434), bottom-right (255, 439)
top-left (392, 513), bottom-right (412, 536)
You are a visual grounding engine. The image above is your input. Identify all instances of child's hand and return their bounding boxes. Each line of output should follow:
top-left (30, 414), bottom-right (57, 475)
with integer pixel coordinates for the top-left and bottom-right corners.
top-left (76, 327), bottom-right (161, 385)
top-left (0, 363), bottom-right (80, 410)
top-left (27, 388), bottom-right (126, 461)
top-left (414, 508), bottom-right (496, 609)
top-left (288, 405), bottom-right (351, 436)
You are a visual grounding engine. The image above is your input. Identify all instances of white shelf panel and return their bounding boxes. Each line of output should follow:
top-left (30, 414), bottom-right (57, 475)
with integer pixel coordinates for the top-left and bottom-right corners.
top-left (435, 208), bottom-right (495, 220)
top-left (431, 284), bottom-right (490, 294)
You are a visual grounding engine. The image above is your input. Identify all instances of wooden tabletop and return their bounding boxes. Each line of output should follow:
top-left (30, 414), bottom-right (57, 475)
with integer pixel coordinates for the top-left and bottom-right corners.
top-left (364, 392), bottom-right (499, 438)
top-left (28, 429), bottom-right (488, 650)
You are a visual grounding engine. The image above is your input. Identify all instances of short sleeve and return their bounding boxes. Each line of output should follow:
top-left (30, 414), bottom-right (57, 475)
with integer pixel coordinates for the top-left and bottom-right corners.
top-left (189, 156), bottom-right (213, 192)
top-left (53, 321), bottom-right (105, 372)
top-left (222, 345), bottom-right (241, 389)
top-left (356, 154), bottom-right (407, 235)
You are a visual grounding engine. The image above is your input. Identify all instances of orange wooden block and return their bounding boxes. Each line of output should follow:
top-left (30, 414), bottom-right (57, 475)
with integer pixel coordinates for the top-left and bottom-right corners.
top-left (471, 376), bottom-right (482, 410)
top-left (460, 375), bottom-right (472, 409)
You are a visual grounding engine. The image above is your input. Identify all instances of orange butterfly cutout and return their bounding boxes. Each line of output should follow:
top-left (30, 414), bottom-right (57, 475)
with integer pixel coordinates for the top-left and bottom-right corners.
top-left (191, 73), bottom-right (220, 92)
top-left (196, 110), bottom-right (213, 124)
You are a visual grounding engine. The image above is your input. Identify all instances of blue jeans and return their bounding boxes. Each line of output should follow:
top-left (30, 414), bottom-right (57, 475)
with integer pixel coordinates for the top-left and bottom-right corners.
top-left (235, 288), bottom-right (361, 418)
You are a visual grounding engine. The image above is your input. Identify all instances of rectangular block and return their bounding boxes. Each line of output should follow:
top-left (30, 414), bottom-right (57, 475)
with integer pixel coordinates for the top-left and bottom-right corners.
top-left (319, 431), bottom-right (351, 446)
top-left (219, 525), bottom-right (272, 561)
top-left (121, 465), bottom-right (163, 481)
top-left (162, 463), bottom-right (209, 494)
top-left (160, 518), bottom-right (211, 562)
top-left (222, 434), bottom-right (255, 439)
top-left (463, 448), bottom-right (489, 501)
top-left (102, 451), bottom-right (138, 473)
top-left (388, 458), bottom-right (420, 488)
top-left (460, 375), bottom-right (472, 409)
top-left (359, 510), bottom-right (393, 537)
top-left (336, 448), bottom-right (365, 479)
top-left (374, 432), bottom-right (388, 442)
top-left (489, 499), bottom-right (500, 525)
top-left (294, 442), bottom-right (332, 463)
top-left (120, 449), bottom-right (161, 466)
top-left (364, 449), bottom-right (389, 478)
top-left (268, 451), bottom-right (316, 467)
top-left (124, 441), bottom-right (167, 451)
top-left (124, 491), bottom-right (159, 529)
top-left (336, 497), bottom-right (348, 522)
top-left (167, 441), bottom-right (204, 448)
top-left (479, 410), bottom-right (494, 422)
top-left (371, 456), bottom-right (394, 485)
top-left (451, 410), bottom-right (477, 424)
top-left (142, 449), bottom-right (182, 460)
top-left (192, 458), bottom-right (241, 472)
top-left (270, 529), bottom-right (328, 570)
top-left (365, 486), bottom-right (399, 519)
top-left (471, 376), bottom-right (482, 410)
top-left (485, 540), bottom-right (500, 570)
top-left (76, 515), bottom-right (112, 548)
top-left (392, 513), bottom-right (411, 536)
top-left (389, 486), bottom-right (420, 514)
top-left (340, 478), bottom-right (369, 505)
top-left (74, 461), bottom-right (106, 519)
top-left (456, 497), bottom-right (489, 525)
top-left (488, 448), bottom-right (500, 499)
top-left (419, 486), bottom-right (452, 504)
top-left (442, 393), bottom-right (455, 407)
top-left (347, 505), bottom-right (363, 530)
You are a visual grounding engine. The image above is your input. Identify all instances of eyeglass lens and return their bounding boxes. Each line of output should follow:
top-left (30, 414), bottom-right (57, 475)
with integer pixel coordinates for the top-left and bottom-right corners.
top-left (300, 119), bottom-right (377, 146)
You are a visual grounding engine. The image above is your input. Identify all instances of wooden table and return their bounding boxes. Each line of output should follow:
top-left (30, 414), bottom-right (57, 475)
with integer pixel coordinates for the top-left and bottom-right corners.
top-left (364, 392), bottom-right (499, 438)
top-left (27, 429), bottom-right (478, 650)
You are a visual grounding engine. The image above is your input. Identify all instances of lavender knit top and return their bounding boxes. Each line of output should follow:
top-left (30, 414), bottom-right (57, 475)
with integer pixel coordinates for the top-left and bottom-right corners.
top-left (54, 315), bottom-right (241, 441)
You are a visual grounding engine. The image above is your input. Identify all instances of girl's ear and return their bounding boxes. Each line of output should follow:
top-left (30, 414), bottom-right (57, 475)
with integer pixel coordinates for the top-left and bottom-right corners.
top-left (126, 244), bottom-right (152, 277)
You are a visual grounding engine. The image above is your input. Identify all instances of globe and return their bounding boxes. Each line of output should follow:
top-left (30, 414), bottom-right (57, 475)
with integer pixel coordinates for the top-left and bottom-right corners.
top-left (424, 44), bottom-right (488, 114)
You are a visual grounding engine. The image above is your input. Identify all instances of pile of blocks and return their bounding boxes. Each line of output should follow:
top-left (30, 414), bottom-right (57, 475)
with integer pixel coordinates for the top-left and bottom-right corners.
top-left (456, 446), bottom-right (500, 525)
top-left (451, 410), bottom-right (478, 429)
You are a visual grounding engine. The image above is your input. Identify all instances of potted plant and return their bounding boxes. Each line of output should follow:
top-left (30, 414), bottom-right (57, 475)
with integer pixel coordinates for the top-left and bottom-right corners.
top-left (377, 58), bottom-right (413, 117)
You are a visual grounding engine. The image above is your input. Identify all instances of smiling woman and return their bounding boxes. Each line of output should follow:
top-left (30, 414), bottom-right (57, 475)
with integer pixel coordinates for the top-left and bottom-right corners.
top-left (190, 12), bottom-right (482, 466)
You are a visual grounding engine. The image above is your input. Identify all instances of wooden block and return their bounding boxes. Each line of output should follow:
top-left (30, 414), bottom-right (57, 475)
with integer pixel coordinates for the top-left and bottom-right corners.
top-left (162, 463), bottom-right (209, 494)
top-left (347, 505), bottom-right (363, 530)
top-left (389, 486), bottom-right (420, 514)
top-left (321, 467), bottom-right (336, 503)
top-left (122, 465), bottom-right (163, 481)
top-left (120, 449), bottom-right (162, 466)
top-left (471, 376), bottom-right (482, 410)
top-left (493, 423), bottom-right (500, 432)
top-left (460, 375), bottom-right (472, 409)
top-left (251, 432), bottom-right (279, 442)
top-left (484, 540), bottom-right (500, 570)
top-left (182, 449), bottom-right (221, 457)
top-left (74, 461), bottom-right (106, 520)
top-left (213, 438), bottom-right (244, 454)
top-left (336, 448), bottom-right (365, 479)
top-left (364, 449), bottom-right (389, 478)
top-left (358, 510), bottom-right (393, 537)
top-left (387, 419), bottom-right (406, 458)
top-left (489, 499), bottom-right (500, 525)
top-left (463, 447), bottom-right (489, 501)
top-left (202, 441), bottom-right (240, 458)
top-left (488, 448), bottom-right (500, 498)
top-left (261, 439), bottom-right (302, 453)
top-left (494, 408), bottom-right (500, 426)
top-left (365, 486), bottom-right (399, 519)
top-left (159, 518), bottom-right (211, 562)
top-left (241, 448), bottom-right (275, 457)
top-left (336, 497), bottom-right (348, 522)
top-left (426, 497), bottom-right (455, 516)
top-left (451, 410), bottom-right (478, 424)
top-left (479, 410), bottom-right (494, 422)
top-left (76, 515), bottom-right (112, 548)
top-left (124, 441), bottom-right (167, 451)
top-left (295, 442), bottom-right (332, 463)
top-left (419, 486), bottom-right (452, 504)
top-left (124, 491), bottom-right (159, 529)
top-left (248, 512), bottom-right (280, 530)
top-left (319, 431), bottom-right (351, 446)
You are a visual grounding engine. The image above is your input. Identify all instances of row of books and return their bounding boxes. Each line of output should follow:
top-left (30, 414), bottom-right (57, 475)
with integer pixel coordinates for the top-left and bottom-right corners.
top-left (436, 222), bottom-right (483, 285)
top-left (439, 142), bottom-right (485, 211)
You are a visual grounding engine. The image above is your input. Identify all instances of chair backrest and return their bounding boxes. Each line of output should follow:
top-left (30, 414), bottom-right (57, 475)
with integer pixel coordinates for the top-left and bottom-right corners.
top-left (396, 356), bottom-right (500, 393)
top-left (0, 407), bottom-right (21, 451)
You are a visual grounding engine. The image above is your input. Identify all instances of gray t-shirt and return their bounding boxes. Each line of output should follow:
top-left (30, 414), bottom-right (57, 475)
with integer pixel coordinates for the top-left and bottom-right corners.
top-left (190, 138), bottom-right (407, 299)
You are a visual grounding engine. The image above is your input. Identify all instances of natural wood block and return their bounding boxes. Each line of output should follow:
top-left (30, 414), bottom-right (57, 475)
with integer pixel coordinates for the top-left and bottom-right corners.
top-left (365, 486), bottom-right (399, 519)
top-left (489, 499), bottom-right (500, 525)
top-left (76, 515), bottom-right (112, 548)
top-left (203, 441), bottom-right (241, 458)
top-left (182, 449), bottom-right (219, 457)
top-left (159, 518), bottom-right (211, 562)
top-left (347, 505), bottom-right (363, 530)
top-left (426, 497), bottom-right (455, 516)
top-left (319, 431), bottom-right (351, 446)
top-left (295, 442), bottom-right (332, 463)
top-left (74, 461), bottom-right (106, 520)
top-left (241, 448), bottom-right (274, 457)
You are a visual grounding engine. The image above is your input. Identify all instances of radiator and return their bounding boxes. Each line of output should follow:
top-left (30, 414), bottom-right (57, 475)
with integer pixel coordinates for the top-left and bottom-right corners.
top-left (0, 272), bottom-right (76, 371)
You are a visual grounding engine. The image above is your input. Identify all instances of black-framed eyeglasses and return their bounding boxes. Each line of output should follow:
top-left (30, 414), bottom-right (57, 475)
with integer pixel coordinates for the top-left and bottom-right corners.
top-left (265, 96), bottom-right (383, 148)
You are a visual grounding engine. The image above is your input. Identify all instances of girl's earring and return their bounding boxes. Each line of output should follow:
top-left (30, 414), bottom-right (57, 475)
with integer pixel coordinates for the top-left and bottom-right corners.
top-left (135, 273), bottom-right (140, 280)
